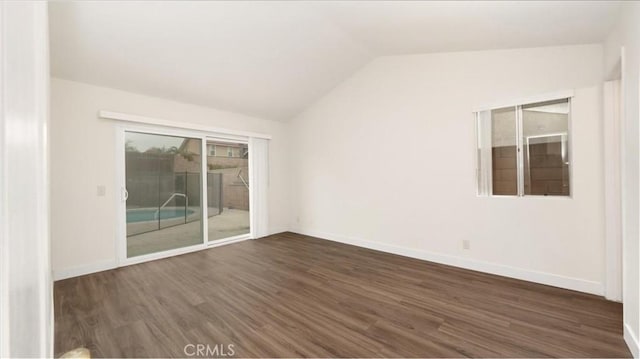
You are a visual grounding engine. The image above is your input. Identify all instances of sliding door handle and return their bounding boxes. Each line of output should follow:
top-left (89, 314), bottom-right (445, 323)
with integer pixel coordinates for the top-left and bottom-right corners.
top-left (122, 187), bottom-right (129, 201)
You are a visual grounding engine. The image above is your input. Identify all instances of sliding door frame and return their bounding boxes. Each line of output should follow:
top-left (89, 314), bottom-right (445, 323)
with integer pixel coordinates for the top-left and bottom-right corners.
top-left (115, 123), bottom-right (253, 267)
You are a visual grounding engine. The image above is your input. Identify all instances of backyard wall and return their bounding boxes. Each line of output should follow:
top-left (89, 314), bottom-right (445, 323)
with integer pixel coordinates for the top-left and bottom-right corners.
top-left (492, 142), bottom-right (569, 197)
top-left (50, 78), bottom-right (290, 278)
top-left (173, 154), bottom-right (250, 210)
top-left (604, 3), bottom-right (640, 356)
top-left (289, 44), bottom-right (606, 295)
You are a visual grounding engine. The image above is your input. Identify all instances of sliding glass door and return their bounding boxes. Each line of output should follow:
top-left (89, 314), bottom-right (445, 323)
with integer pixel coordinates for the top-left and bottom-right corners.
top-left (206, 139), bottom-right (250, 241)
top-left (122, 129), bottom-right (254, 261)
top-left (124, 131), bottom-right (202, 257)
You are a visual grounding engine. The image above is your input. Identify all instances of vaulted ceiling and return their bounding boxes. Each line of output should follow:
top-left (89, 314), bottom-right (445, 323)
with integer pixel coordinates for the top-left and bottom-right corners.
top-left (49, 1), bottom-right (622, 121)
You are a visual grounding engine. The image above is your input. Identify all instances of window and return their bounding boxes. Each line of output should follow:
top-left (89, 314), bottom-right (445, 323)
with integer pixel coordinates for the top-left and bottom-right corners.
top-left (208, 144), bottom-right (216, 156)
top-left (227, 147), bottom-right (233, 157)
top-left (476, 98), bottom-right (570, 197)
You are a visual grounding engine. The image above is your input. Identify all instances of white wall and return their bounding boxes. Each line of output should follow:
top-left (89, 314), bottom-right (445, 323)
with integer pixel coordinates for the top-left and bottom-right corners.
top-left (50, 78), bottom-right (290, 277)
top-left (605, 3), bottom-right (640, 357)
top-left (290, 44), bottom-right (606, 294)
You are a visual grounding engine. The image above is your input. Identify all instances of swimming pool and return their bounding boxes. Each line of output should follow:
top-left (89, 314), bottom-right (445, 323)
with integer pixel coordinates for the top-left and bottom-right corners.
top-left (127, 208), bottom-right (195, 223)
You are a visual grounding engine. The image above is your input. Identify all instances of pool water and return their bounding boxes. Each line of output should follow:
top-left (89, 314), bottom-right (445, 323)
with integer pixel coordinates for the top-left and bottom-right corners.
top-left (127, 208), bottom-right (195, 223)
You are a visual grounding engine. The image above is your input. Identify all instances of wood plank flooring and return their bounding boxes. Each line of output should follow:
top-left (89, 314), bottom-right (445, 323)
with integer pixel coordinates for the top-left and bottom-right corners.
top-left (54, 232), bottom-right (631, 358)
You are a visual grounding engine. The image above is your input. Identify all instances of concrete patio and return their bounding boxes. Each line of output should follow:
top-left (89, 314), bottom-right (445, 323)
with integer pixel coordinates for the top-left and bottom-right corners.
top-left (127, 208), bottom-right (250, 257)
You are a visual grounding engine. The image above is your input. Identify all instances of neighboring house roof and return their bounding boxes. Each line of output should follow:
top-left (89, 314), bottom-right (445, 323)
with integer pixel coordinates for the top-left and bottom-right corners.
top-left (178, 138), bottom-right (247, 156)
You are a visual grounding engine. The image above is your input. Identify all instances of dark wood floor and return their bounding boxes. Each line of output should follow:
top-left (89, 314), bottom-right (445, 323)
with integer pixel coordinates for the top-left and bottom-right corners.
top-left (55, 232), bottom-right (631, 358)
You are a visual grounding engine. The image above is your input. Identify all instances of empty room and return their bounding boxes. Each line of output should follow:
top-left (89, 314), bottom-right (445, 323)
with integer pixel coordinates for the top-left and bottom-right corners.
top-left (2, 1), bottom-right (640, 358)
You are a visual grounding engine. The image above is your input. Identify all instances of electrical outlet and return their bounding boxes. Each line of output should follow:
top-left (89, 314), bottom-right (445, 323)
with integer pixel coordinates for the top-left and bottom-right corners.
top-left (462, 240), bottom-right (470, 250)
top-left (97, 185), bottom-right (106, 197)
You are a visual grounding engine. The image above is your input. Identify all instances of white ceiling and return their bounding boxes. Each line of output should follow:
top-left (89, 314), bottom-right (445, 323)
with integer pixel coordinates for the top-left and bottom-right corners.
top-left (49, 1), bottom-right (622, 121)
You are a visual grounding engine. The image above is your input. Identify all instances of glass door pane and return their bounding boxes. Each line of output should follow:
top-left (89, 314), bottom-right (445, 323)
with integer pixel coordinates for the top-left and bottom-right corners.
top-left (125, 131), bottom-right (202, 257)
top-left (206, 139), bottom-right (250, 241)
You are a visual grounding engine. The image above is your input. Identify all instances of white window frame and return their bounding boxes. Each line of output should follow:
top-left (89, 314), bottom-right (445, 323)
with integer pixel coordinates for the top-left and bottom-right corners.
top-left (475, 94), bottom-right (573, 198)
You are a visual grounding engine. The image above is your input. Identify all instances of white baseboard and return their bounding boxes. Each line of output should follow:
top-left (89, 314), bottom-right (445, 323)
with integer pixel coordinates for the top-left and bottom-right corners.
top-left (268, 226), bottom-right (291, 237)
top-left (53, 259), bottom-right (118, 281)
top-left (625, 324), bottom-right (640, 358)
top-left (292, 228), bottom-right (604, 296)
